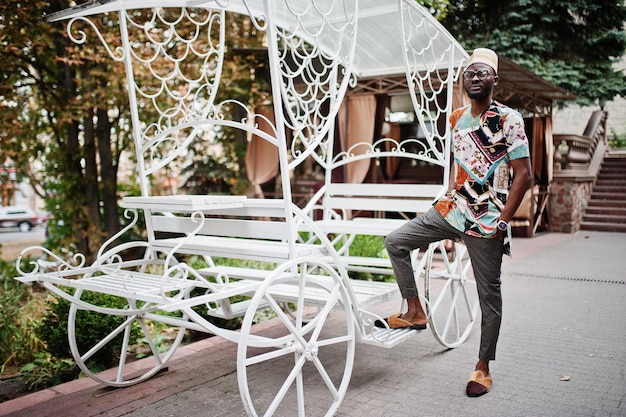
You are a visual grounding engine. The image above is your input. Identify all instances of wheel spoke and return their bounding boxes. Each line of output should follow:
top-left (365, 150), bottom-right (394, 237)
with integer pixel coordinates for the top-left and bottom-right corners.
top-left (308, 282), bottom-right (341, 343)
top-left (264, 291), bottom-right (309, 347)
top-left (461, 280), bottom-right (477, 313)
top-left (296, 359), bottom-right (305, 417)
top-left (136, 316), bottom-right (165, 364)
top-left (312, 356), bottom-right (341, 399)
top-left (115, 323), bottom-right (133, 383)
top-left (263, 354), bottom-right (307, 416)
top-left (439, 281), bottom-right (461, 342)
top-left (79, 314), bottom-right (136, 363)
top-left (315, 334), bottom-right (353, 347)
top-left (238, 259), bottom-right (355, 417)
top-left (426, 242), bottom-right (478, 348)
top-left (428, 277), bottom-right (453, 314)
top-left (244, 344), bottom-right (297, 367)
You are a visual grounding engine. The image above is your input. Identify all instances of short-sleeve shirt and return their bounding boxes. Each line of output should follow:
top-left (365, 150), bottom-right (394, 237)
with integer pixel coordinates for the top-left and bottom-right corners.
top-left (434, 100), bottom-right (530, 242)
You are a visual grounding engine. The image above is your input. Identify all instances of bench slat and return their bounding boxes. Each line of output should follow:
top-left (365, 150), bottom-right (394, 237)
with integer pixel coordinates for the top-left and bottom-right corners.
top-left (122, 195), bottom-right (247, 211)
top-left (324, 196), bottom-right (433, 214)
top-left (319, 183), bottom-right (445, 216)
top-left (303, 218), bottom-right (406, 236)
top-left (152, 236), bottom-right (326, 262)
top-left (152, 216), bottom-right (288, 241)
top-left (326, 183), bottom-right (445, 198)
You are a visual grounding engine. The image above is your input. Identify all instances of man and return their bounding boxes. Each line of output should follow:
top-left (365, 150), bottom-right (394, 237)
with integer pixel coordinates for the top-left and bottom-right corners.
top-left (381, 48), bottom-right (532, 397)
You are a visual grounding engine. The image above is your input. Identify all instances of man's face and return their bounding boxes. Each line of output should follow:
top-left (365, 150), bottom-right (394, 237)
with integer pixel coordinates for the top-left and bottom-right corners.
top-left (463, 63), bottom-right (498, 100)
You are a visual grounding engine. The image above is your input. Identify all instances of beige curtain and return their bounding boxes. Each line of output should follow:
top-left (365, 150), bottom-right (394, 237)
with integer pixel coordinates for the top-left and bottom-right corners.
top-left (544, 117), bottom-right (553, 183)
top-left (338, 95), bottom-right (377, 183)
top-left (246, 107), bottom-right (279, 196)
top-left (530, 116), bottom-right (554, 185)
top-left (532, 117), bottom-right (544, 184)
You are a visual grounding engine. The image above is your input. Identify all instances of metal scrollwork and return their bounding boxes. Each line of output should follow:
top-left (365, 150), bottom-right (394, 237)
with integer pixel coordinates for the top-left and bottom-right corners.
top-left (16, 246), bottom-right (86, 276)
top-left (272, 0), bottom-right (358, 171)
top-left (67, 16), bottom-right (125, 61)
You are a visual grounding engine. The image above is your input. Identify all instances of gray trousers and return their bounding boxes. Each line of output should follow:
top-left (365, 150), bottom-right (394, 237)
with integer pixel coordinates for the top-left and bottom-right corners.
top-left (384, 208), bottom-right (505, 361)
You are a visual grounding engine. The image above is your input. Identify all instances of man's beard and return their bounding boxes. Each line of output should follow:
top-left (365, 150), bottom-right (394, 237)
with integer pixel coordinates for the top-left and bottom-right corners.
top-left (465, 85), bottom-right (492, 100)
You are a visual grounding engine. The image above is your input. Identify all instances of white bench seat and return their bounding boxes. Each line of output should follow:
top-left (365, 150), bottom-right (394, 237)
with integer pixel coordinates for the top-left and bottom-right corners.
top-left (264, 277), bottom-right (400, 311)
top-left (17, 267), bottom-right (206, 305)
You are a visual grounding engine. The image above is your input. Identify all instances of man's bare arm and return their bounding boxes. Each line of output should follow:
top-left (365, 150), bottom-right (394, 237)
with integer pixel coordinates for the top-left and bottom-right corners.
top-left (499, 157), bottom-right (533, 223)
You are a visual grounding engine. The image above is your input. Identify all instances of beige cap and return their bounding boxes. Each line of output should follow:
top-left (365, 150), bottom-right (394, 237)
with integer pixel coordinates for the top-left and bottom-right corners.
top-left (468, 48), bottom-right (498, 73)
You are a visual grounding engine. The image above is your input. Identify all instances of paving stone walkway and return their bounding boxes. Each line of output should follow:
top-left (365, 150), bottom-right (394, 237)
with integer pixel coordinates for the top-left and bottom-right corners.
top-left (2, 231), bottom-right (625, 417)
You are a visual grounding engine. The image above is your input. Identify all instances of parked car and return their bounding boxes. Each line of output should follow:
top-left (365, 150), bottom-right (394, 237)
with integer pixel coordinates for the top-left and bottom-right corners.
top-left (0, 206), bottom-right (42, 232)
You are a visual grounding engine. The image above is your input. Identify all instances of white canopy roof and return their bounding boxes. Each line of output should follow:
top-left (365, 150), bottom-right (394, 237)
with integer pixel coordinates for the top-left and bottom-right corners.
top-left (42, 0), bottom-right (468, 78)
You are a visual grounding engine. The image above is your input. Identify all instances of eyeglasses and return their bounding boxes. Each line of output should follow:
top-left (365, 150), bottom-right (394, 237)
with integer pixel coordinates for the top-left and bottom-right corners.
top-left (462, 69), bottom-right (494, 81)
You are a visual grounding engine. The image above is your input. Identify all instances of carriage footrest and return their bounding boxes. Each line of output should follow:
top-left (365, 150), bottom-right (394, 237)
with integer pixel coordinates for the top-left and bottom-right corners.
top-left (361, 326), bottom-right (423, 348)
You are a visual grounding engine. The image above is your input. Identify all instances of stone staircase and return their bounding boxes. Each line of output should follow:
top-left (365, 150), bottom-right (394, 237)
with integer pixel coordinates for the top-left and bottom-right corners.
top-left (581, 153), bottom-right (626, 232)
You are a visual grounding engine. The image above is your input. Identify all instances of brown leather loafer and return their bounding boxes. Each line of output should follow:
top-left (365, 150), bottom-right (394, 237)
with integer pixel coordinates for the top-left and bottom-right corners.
top-left (466, 370), bottom-right (493, 397)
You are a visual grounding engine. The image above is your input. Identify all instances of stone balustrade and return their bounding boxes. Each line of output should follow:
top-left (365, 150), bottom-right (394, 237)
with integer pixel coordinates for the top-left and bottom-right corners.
top-left (549, 110), bottom-right (607, 232)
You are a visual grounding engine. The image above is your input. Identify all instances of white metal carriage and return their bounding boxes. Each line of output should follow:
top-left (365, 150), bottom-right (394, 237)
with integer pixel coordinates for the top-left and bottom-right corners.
top-left (16, 1), bottom-right (478, 415)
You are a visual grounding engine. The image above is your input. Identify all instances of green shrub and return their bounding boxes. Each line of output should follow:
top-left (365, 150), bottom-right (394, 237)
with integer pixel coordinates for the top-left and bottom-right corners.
top-left (36, 290), bottom-right (140, 371)
top-left (347, 235), bottom-right (392, 282)
top-left (349, 235), bottom-right (386, 258)
top-left (608, 128), bottom-right (626, 149)
top-left (21, 352), bottom-right (78, 390)
top-left (0, 261), bottom-right (39, 370)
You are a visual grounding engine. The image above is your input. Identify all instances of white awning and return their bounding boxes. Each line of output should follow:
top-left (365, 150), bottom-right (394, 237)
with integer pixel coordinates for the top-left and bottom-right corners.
top-left (42, 0), bottom-right (468, 78)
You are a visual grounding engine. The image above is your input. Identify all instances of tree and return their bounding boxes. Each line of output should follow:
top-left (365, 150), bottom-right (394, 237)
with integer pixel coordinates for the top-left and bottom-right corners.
top-left (1, 2), bottom-right (271, 261)
top-left (0, 1), bottom-right (135, 260)
top-left (438, 0), bottom-right (626, 104)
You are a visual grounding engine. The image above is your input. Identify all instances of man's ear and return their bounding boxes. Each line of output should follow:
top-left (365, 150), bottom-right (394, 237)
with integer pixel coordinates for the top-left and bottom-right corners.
top-left (493, 75), bottom-right (499, 86)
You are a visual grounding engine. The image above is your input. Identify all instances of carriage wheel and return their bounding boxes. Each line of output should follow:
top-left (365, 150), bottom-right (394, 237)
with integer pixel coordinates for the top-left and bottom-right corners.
top-left (237, 259), bottom-right (355, 417)
top-left (68, 289), bottom-right (188, 387)
top-left (424, 240), bottom-right (479, 348)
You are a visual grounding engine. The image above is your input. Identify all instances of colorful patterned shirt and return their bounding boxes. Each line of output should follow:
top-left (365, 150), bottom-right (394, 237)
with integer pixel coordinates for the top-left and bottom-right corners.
top-left (435, 101), bottom-right (530, 243)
